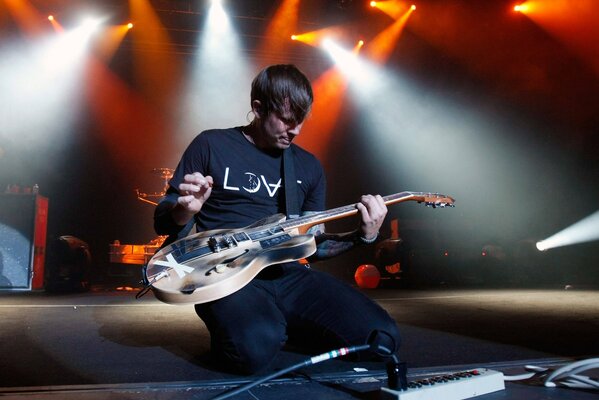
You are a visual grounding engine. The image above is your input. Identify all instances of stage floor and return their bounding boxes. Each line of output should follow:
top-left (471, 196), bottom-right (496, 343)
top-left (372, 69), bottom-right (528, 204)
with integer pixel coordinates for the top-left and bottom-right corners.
top-left (1, 286), bottom-right (598, 399)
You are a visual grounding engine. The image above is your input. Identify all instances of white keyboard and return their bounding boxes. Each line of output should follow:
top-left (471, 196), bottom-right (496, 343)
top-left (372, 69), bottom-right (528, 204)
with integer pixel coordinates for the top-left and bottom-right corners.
top-left (381, 368), bottom-right (505, 400)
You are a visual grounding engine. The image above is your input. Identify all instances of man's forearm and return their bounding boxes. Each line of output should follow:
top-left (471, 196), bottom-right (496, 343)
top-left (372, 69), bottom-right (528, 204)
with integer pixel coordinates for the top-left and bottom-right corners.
top-left (170, 202), bottom-right (196, 226)
top-left (154, 192), bottom-right (193, 236)
top-left (308, 230), bottom-right (378, 261)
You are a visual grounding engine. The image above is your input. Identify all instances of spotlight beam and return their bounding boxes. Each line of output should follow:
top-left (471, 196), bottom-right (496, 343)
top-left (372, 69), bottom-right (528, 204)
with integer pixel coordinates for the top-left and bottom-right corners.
top-left (537, 211), bottom-right (599, 251)
top-left (177, 0), bottom-right (252, 146)
top-left (366, 6), bottom-right (414, 64)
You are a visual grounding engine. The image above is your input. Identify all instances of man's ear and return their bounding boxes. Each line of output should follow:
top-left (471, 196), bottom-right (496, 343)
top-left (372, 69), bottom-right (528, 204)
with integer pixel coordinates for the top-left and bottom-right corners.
top-left (251, 100), bottom-right (263, 119)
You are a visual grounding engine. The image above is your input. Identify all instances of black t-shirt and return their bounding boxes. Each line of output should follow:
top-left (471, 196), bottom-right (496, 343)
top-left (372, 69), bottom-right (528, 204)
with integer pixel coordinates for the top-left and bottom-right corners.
top-left (164, 127), bottom-right (326, 233)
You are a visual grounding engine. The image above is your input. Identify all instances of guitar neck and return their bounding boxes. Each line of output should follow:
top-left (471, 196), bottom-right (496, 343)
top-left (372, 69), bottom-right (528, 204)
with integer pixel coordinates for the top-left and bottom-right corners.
top-left (281, 191), bottom-right (432, 233)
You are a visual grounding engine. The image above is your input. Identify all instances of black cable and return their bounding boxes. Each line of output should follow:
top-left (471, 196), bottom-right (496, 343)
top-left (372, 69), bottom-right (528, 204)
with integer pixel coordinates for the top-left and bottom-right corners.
top-left (135, 284), bottom-right (152, 299)
top-left (211, 344), bottom-right (371, 400)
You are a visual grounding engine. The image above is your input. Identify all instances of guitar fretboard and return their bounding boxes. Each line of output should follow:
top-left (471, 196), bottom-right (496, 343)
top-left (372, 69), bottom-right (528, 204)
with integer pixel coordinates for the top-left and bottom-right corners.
top-left (280, 191), bottom-right (431, 232)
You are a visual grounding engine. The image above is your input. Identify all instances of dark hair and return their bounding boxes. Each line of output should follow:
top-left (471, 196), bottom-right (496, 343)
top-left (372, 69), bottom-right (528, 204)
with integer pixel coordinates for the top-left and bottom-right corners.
top-left (250, 64), bottom-right (313, 124)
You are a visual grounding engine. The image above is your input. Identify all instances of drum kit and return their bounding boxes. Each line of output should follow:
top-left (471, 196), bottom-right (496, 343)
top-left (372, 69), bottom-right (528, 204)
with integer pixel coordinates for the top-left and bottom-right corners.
top-left (109, 168), bottom-right (173, 266)
top-left (135, 167), bottom-right (174, 206)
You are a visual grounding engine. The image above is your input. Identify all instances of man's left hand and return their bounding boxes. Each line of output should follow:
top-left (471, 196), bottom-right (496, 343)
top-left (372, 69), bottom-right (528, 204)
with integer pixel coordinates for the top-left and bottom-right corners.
top-left (356, 194), bottom-right (387, 241)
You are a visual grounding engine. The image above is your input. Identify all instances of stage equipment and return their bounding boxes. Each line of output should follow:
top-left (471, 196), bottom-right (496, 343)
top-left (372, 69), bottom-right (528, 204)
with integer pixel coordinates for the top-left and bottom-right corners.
top-left (110, 167), bottom-right (172, 266)
top-left (355, 264), bottom-right (381, 289)
top-left (0, 194), bottom-right (48, 290)
top-left (135, 167), bottom-right (173, 206)
top-left (381, 368), bottom-right (505, 399)
top-left (45, 235), bottom-right (91, 292)
top-left (109, 236), bottom-right (164, 265)
top-left (375, 218), bottom-right (405, 286)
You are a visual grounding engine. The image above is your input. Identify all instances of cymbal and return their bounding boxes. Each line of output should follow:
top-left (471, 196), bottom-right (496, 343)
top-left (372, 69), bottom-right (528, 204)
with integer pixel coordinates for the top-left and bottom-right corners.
top-left (151, 168), bottom-right (174, 177)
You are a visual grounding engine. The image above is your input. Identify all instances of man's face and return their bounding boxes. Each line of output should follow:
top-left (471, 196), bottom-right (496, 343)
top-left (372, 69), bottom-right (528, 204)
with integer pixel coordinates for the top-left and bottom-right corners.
top-left (260, 109), bottom-right (304, 150)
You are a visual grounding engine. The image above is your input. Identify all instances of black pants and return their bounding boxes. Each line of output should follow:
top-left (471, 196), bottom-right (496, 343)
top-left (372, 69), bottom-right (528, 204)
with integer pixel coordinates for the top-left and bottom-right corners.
top-left (195, 263), bottom-right (401, 374)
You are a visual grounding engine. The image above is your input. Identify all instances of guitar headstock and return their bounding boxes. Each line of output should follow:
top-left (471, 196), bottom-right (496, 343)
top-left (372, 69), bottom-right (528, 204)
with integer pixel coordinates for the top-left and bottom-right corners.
top-left (417, 193), bottom-right (456, 208)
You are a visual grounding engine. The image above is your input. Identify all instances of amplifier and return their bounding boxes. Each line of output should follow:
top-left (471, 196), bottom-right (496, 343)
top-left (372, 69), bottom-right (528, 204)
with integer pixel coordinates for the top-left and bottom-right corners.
top-left (0, 194), bottom-right (48, 290)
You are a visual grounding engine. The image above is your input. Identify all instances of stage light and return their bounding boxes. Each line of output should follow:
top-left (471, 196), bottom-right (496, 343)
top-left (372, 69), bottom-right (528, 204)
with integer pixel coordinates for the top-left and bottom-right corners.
top-left (73, 17), bottom-right (106, 42)
top-left (322, 38), bottom-right (383, 89)
top-left (39, 18), bottom-right (103, 73)
top-left (0, 19), bottom-right (95, 170)
top-left (260, 0), bottom-right (301, 59)
top-left (322, 39), bottom-right (362, 76)
top-left (365, 3), bottom-right (413, 64)
top-left (208, 0), bottom-right (230, 33)
top-left (177, 0), bottom-right (252, 145)
top-left (291, 34), bottom-right (297, 40)
top-left (80, 17), bottom-right (103, 34)
top-left (297, 67), bottom-right (349, 161)
top-left (127, 23), bottom-right (133, 29)
top-left (290, 26), bottom-right (347, 48)
top-left (535, 211), bottom-right (599, 251)
top-left (512, 1), bottom-right (596, 77)
top-left (47, 14), bottom-right (63, 32)
top-left (370, 0), bottom-right (411, 19)
top-left (353, 40), bottom-right (365, 55)
top-left (514, 3), bottom-right (529, 13)
top-left (4, 0), bottom-right (46, 35)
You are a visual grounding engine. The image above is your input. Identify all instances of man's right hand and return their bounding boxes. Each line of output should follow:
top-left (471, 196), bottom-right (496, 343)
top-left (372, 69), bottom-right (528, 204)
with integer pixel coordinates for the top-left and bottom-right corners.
top-left (173, 172), bottom-right (213, 223)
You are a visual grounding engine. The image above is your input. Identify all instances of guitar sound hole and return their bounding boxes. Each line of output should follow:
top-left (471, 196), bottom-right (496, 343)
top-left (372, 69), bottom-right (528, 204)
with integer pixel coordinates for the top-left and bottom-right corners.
top-left (205, 250), bottom-right (250, 276)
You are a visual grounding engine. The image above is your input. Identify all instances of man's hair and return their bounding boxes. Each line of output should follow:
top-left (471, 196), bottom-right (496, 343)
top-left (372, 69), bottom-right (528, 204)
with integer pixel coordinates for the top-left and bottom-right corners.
top-left (250, 64), bottom-right (313, 124)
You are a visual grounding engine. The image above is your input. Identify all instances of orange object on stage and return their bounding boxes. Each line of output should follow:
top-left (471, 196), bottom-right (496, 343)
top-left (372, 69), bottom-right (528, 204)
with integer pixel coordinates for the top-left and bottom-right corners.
top-left (354, 264), bottom-right (381, 289)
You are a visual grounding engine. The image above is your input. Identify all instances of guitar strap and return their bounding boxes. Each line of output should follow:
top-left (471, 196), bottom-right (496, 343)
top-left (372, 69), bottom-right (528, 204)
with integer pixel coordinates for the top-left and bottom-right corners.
top-left (283, 147), bottom-right (300, 219)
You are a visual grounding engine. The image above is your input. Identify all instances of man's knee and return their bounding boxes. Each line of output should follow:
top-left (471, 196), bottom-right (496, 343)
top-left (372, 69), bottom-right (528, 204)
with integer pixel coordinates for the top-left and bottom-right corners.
top-left (214, 324), bottom-right (285, 375)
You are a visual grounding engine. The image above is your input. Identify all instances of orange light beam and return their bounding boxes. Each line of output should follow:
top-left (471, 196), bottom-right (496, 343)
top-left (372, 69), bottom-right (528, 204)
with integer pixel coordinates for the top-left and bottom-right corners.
top-left (291, 25), bottom-right (347, 48)
top-left (48, 15), bottom-right (64, 32)
top-left (128, 0), bottom-right (182, 106)
top-left (514, 0), bottom-right (599, 76)
top-left (371, 0), bottom-right (407, 20)
top-left (5, 0), bottom-right (46, 36)
top-left (365, 6), bottom-right (414, 64)
top-left (353, 40), bottom-right (365, 54)
top-left (296, 68), bottom-right (348, 166)
top-left (95, 24), bottom-right (130, 62)
top-left (84, 56), bottom-right (174, 181)
top-left (258, 0), bottom-right (300, 59)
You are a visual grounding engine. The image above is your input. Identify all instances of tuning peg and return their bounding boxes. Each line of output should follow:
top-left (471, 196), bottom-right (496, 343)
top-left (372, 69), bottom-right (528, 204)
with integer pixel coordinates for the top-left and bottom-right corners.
top-left (439, 202), bottom-right (455, 208)
top-left (424, 202), bottom-right (456, 208)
